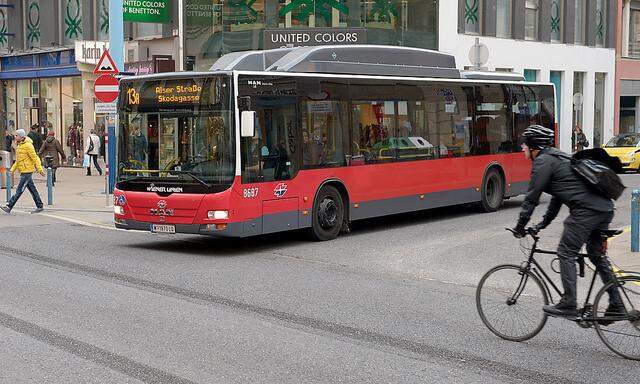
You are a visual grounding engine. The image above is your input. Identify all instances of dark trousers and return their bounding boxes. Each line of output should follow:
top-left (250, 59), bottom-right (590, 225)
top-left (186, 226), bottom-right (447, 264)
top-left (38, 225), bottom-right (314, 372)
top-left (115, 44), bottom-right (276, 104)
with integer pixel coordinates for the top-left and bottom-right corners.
top-left (8, 173), bottom-right (43, 209)
top-left (557, 208), bottom-right (622, 307)
top-left (86, 155), bottom-right (102, 175)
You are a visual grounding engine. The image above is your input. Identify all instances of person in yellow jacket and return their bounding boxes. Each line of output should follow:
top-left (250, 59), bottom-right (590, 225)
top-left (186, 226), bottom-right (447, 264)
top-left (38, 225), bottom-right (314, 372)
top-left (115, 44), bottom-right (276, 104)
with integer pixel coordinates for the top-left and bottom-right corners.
top-left (1, 129), bottom-right (45, 214)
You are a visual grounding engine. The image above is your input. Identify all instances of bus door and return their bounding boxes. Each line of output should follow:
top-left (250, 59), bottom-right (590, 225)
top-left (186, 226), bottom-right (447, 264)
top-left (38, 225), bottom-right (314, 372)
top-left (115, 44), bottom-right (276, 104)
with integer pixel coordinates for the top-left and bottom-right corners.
top-left (241, 95), bottom-right (301, 235)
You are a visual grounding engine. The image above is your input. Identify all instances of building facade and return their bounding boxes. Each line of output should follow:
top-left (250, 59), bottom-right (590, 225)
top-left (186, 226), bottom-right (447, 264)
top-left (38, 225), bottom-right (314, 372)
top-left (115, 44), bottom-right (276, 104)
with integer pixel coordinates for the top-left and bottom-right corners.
top-left (0, 0), bottom-right (180, 163)
top-left (443, 0), bottom-right (617, 153)
top-left (616, 0), bottom-right (640, 134)
top-left (183, 0), bottom-right (439, 71)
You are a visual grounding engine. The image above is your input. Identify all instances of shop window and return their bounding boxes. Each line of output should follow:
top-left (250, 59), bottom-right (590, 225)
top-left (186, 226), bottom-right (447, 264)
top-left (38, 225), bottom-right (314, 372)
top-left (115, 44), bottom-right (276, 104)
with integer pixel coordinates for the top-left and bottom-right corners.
top-left (525, 0), bottom-right (539, 40)
top-left (496, 0), bottom-right (511, 38)
top-left (61, 77), bottom-right (83, 162)
top-left (572, 72), bottom-right (585, 151)
top-left (40, 78), bottom-right (60, 137)
top-left (594, 73), bottom-right (606, 147)
top-left (474, 84), bottom-right (510, 155)
top-left (279, 0), bottom-right (347, 28)
top-left (298, 78), bottom-right (348, 168)
top-left (464, 0), bottom-right (482, 35)
top-left (550, 0), bottom-right (563, 42)
top-left (574, 0), bottom-right (586, 45)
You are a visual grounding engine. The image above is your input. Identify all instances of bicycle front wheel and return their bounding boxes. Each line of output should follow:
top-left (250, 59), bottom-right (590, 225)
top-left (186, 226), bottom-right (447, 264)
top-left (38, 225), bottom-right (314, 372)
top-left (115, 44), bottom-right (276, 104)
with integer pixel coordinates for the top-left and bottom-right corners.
top-left (476, 264), bottom-right (549, 342)
top-left (594, 276), bottom-right (640, 360)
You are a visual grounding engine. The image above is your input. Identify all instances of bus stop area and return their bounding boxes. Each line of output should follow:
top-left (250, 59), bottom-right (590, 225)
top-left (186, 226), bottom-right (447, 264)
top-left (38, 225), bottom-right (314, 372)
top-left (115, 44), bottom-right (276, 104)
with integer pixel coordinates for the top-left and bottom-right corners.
top-left (2, 166), bottom-right (113, 228)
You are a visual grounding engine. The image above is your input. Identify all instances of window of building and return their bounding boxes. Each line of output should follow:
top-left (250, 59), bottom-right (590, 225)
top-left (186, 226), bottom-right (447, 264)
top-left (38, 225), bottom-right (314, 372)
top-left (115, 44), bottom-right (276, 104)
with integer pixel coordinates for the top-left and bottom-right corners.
top-left (61, 76), bottom-right (83, 159)
top-left (594, 73), bottom-right (605, 147)
top-left (525, 0), bottom-right (539, 40)
top-left (97, 0), bottom-right (109, 41)
top-left (26, 0), bottom-right (41, 48)
top-left (596, 0), bottom-right (607, 47)
top-left (40, 78), bottom-right (60, 138)
top-left (61, 0), bottom-right (83, 45)
top-left (550, 71), bottom-right (562, 128)
top-left (629, 2), bottom-right (640, 57)
top-left (134, 23), bottom-right (163, 39)
top-left (620, 96), bottom-right (637, 133)
top-left (464, 0), bottom-right (482, 35)
top-left (524, 69), bottom-right (538, 82)
top-left (572, 72), bottom-right (585, 152)
top-left (496, 0), bottom-right (511, 38)
top-left (574, 0), bottom-right (586, 45)
top-left (279, 0), bottom-right (347, 28)
top-left (550, 0), bottom-right (563, 42)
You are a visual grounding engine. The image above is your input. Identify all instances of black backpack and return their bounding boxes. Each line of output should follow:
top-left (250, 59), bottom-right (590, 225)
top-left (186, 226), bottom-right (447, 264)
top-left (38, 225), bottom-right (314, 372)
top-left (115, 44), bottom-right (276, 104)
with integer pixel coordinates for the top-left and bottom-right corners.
top-left (553, 148), bottom-right (625, 201)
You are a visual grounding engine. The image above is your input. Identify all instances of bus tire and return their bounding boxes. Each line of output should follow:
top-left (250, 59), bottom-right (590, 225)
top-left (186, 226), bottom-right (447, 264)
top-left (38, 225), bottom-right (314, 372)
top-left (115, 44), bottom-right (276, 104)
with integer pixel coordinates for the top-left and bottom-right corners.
top-left (310, 185), bottom-right (344, 241)
top-left (479, 168), bottom-right (504, 212)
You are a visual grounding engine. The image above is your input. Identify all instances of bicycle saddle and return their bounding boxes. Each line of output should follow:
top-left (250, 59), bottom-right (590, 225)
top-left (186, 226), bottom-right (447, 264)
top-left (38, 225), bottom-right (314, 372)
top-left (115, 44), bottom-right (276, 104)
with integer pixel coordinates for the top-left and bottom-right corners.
top-left (599, 229), bottom-right (624, 238)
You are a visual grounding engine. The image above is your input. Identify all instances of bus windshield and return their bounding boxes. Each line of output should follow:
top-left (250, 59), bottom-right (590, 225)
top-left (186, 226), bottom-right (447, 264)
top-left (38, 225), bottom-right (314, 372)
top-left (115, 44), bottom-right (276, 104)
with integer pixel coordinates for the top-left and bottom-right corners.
top-left (117, 75), bottom-right (234, 189)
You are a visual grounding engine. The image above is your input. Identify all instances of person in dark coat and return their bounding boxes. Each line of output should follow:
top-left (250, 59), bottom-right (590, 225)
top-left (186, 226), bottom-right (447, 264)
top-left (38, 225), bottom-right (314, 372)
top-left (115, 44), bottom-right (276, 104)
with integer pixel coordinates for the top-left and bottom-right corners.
top-left (27, 125), bottom-right (43, 155)
top-left (38, 131), bottom-right (66, 185)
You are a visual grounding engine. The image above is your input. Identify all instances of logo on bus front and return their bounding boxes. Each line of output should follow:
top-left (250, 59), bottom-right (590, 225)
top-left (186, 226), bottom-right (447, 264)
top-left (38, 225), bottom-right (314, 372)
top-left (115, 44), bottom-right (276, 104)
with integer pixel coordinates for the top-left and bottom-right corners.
top-left (273, 183), bottom-right (288, 198)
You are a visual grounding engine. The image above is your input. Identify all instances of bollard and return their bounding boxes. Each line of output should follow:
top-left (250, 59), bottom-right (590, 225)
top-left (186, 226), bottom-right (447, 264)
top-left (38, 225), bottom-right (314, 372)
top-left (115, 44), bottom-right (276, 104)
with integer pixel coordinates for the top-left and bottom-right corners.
top-left (46, 167), bottom-right (53, 206)
top-left (633, 190), bottom-right (640, 252)
top-left (5, 170), bottom-right (11, 203)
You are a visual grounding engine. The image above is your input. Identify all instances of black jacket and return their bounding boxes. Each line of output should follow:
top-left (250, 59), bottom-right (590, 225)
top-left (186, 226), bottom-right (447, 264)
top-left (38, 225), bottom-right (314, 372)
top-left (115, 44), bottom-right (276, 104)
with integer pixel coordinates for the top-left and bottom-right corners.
top-left (517, 147), bottom-right (614, 228)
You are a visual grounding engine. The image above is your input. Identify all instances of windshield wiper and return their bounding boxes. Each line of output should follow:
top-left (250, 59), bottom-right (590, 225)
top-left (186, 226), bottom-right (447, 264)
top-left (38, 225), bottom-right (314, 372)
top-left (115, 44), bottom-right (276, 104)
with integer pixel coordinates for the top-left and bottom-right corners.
top-left (166, 170), bottom-right (210, 188)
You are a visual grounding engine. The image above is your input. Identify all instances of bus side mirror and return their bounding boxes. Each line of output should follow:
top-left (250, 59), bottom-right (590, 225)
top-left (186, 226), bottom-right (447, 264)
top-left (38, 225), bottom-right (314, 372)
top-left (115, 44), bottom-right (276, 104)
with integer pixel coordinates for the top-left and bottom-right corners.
top-left (241, 111), bottom-right (256, 138)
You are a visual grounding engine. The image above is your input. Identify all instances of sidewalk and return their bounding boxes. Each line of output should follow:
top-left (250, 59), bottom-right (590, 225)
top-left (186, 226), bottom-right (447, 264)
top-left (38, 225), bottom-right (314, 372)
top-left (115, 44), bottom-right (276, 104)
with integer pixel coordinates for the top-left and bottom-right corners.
top-left (2, 167), bottom-right (114, 228)
top-left (608, 229), bottom-right (640, 272)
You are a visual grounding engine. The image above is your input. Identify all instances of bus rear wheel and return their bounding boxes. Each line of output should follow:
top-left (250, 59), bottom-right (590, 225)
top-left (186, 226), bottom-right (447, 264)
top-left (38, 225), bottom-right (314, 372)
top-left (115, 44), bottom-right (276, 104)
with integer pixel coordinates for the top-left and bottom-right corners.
top-left (480, 169), bottom-right (504, 212)
top-left (310, 185), bottom-right (344, 241)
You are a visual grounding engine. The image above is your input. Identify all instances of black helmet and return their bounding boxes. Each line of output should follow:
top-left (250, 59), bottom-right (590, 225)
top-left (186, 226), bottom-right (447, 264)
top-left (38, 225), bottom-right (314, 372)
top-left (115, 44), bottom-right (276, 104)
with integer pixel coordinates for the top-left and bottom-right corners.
top-left (521, 125), bottom-right (555, 150)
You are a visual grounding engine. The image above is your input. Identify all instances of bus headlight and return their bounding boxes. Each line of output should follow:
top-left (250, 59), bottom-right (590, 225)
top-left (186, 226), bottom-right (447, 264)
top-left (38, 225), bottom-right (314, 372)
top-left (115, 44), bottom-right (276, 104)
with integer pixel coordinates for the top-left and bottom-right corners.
top-left (208, 210), bottom-right (229, 220)
top-left (114, 206), bottom-right (125, 215)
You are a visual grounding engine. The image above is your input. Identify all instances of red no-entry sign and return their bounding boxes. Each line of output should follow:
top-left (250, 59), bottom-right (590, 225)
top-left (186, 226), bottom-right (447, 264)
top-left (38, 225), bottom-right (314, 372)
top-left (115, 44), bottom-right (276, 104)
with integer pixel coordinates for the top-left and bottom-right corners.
top-left (94, 74), bottom-right (119, 103)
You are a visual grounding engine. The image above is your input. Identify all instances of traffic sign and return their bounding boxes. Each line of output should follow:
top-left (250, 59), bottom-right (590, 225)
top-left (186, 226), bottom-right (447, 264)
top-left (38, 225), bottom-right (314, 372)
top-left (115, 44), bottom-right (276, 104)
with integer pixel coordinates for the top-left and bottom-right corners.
top-left (93, 49), bottom-right (119, 75)
top-left (94, 75), bottom-right (120, 103)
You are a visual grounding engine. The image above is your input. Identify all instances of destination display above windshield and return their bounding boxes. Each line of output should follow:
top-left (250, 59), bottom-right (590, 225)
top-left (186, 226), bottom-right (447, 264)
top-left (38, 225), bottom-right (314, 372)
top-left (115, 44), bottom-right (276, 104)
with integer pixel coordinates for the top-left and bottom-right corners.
top-left (121, 77), bottom-right (228, 111)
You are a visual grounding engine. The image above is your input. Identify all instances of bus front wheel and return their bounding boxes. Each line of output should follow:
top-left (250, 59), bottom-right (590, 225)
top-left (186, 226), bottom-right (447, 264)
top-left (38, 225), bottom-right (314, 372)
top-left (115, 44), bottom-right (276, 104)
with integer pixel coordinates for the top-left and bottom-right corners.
top-left (310, 185), bottom-right (344, 241)
top-left (479, 169), bottom-right (504, 213)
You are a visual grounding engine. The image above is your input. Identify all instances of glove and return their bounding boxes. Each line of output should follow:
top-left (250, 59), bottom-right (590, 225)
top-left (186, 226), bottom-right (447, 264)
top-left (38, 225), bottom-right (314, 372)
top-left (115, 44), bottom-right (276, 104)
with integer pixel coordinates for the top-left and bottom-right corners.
top-left (512, 224), bottom-right (526, 238)
top-left (531, 222), bottom-right (546, 235)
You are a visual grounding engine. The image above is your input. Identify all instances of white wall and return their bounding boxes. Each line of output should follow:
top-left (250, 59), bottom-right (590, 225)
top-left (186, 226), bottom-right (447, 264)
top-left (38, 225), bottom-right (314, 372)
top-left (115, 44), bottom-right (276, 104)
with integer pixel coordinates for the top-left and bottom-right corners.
top-left (438, 1), bottom-right (616, 152)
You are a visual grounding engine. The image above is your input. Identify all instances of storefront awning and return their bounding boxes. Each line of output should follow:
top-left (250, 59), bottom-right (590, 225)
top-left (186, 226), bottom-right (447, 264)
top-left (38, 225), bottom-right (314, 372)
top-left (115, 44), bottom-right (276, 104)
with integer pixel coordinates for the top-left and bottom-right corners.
top-left (0, 66), bottom-right (80, 80)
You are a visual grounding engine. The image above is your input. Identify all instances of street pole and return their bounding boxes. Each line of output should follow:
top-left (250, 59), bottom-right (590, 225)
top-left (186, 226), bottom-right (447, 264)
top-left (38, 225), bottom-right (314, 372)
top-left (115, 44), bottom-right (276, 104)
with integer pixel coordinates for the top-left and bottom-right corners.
top-left (5, 169), bottom-right (11, 203)
top-left (109, 0), bottom-right (123, 203)
top-left (632, 190), bottom-right (640, 253)
top-left (109, 0), bottom-right (124, 72)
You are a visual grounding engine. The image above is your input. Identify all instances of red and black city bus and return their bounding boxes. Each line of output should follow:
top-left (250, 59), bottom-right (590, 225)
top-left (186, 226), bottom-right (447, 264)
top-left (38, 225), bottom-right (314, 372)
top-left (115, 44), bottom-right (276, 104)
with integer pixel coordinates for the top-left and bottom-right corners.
top-left (113, 45), bottom-right (555, 240)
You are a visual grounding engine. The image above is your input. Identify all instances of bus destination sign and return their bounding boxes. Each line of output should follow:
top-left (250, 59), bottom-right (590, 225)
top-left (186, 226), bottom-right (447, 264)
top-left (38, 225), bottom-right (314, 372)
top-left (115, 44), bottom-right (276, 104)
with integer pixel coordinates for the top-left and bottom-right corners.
top-left (125, 81), bottom-right (203, 107)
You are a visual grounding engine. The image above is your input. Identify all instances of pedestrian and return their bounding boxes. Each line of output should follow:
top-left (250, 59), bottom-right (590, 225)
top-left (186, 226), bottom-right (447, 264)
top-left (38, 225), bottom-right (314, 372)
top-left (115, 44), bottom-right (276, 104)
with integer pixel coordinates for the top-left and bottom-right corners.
top-left (1, 129), bottom-right (45, 214)
top-left (38, 130), bottom-right (66, 185)
top-left (67, 124), bottom-right (79, 165)
top-left (27, 124), bottom-right (43, 155)
top-left (85, 129), bottom-right (102, 176)
top-left (511, 125), bottom-right (623, 319)
top-left (573, 125), bottom-right (589, 152)
top-left (4, 129), bottom-right (13, 152)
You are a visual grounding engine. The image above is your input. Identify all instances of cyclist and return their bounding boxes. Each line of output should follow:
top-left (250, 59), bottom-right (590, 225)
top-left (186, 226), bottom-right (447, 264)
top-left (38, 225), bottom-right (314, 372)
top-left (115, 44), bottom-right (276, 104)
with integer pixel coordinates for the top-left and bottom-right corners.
top-left (512, 125), bottom-right (624, 319)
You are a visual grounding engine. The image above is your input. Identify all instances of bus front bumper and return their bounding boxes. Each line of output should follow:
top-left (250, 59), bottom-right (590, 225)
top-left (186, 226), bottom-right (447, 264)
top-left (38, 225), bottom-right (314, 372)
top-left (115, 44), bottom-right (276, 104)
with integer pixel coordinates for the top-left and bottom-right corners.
top-left (114, 218), bottom-right (245, 237)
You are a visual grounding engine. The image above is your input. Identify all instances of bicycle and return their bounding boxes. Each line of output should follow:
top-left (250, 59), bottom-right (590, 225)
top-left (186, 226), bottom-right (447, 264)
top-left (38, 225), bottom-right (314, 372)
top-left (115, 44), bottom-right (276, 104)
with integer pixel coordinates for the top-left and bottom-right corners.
top-left (476, 228), bottom-right (640, 360)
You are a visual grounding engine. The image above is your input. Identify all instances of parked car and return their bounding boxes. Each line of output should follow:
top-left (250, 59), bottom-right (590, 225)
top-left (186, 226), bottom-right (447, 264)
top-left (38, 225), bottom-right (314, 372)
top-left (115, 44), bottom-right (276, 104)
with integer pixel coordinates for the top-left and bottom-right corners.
top-left (603, 133), bottom-right (640, 172)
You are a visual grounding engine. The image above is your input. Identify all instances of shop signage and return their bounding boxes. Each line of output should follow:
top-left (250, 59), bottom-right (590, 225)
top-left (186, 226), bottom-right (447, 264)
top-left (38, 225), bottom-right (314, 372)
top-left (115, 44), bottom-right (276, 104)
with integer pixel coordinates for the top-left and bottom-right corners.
top-left (124, 60), bottom-right (155, 75)
top-left (95, 102), bottom-right (117, 114)
top-left (185, 0), bottom-right (215, 26)
top-left (94, 75), bottom-right (120, 103)
top-left (75, 41), bottom-right (110, 65)
top-left (123, 0), bottom-right (171, 24)
top-left (264, 28), bottom-right (366, 50)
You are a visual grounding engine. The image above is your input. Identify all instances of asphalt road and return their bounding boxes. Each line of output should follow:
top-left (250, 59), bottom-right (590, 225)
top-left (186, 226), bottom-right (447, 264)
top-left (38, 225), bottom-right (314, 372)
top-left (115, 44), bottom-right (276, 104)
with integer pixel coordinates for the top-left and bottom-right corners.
top-left (1, 175), bottom-right (639, 383)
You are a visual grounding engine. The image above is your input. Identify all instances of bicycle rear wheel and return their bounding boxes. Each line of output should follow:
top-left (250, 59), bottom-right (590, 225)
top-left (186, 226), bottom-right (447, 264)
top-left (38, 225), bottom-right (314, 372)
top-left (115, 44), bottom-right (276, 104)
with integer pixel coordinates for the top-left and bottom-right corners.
top-left (594, 276), bottom-right (640, 360)
top-left (476, 264), bottom-right (549, 341)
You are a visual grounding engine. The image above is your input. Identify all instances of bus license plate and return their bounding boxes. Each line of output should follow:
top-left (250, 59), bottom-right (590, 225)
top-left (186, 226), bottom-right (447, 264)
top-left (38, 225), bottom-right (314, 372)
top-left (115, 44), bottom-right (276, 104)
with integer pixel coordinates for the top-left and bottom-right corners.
top-left (151, 224), bottom-right (176, 234)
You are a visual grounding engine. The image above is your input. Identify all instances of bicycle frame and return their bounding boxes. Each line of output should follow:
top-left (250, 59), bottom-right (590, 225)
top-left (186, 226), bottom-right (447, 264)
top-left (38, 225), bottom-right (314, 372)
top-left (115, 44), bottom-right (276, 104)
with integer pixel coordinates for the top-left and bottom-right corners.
top-left (519, 234), bottom-right (602, 313)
